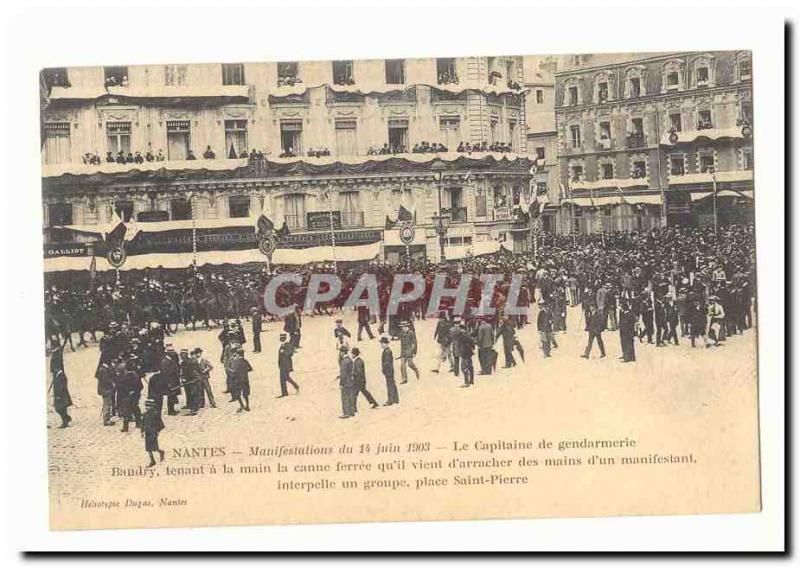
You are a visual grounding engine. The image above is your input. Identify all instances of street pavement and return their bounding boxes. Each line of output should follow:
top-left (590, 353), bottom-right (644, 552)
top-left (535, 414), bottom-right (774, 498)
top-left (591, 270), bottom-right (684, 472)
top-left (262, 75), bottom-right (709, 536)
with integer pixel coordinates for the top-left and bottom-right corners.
top-left (45, 304), bottom-right (760, 527)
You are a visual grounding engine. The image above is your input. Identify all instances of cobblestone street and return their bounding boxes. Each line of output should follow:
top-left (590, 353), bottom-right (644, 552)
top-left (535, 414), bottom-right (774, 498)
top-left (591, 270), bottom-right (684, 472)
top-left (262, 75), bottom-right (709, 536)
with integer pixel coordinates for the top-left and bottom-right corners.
top-left (46, 304), bottom-right (759, 528)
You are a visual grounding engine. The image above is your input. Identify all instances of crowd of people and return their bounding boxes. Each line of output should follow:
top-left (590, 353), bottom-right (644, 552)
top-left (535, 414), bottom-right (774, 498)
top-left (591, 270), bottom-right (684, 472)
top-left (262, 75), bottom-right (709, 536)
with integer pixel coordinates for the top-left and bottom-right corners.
top-left (456, 141), bottom-right (515, 154)
top-left (47, 223), bottom-right (757, 465)
top-left (76, 139), bottom-right (520, 169)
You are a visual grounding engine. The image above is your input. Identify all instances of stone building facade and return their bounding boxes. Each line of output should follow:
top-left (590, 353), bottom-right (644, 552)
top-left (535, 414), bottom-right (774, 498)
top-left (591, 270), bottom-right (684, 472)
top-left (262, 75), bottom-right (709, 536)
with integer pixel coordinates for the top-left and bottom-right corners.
top-left (40, 56), bottom-right (534, 265)
top-left (554, 51), bottom-right (754, 234)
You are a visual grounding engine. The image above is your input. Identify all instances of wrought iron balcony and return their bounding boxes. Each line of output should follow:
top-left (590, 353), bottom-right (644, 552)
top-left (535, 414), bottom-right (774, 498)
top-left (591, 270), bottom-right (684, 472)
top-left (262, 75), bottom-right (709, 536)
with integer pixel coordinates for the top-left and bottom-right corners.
top-left (626, 133), bottom-right (646, 149)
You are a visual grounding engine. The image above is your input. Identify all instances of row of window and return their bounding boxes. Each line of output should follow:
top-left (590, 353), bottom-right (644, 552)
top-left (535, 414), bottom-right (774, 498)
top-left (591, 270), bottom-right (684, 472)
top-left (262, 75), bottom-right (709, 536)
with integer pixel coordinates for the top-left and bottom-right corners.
top-left (563, 102), bottom-right (752, 153)
top-left (567, 147), bottom-right (753, 183)
top-left (562, 57), bottom-right (752, 107)
top-left (43, 115), bottom-right (521, 164)
top-left (47, 180), bottom-right (539, 228)
top-left (42, 57), bottom-right (520, 91)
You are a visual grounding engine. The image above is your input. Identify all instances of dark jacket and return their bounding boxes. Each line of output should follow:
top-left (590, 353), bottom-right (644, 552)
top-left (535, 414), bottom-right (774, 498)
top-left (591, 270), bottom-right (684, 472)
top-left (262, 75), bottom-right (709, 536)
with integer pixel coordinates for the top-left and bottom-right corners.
top-left (339, 356), bottom-right (355, 389)
top-left (353, 357), bottom-right (367, 387)
top-left (278, 342), bottom-right (294, 372)
top-left (537, 309), bottom-right (553, 333)
top-left (381, 347), bottom-right (395, 378)
top-left (433, 319), bottom-right (452, 345)
top-left (585, 309), bottom-right (605, 334)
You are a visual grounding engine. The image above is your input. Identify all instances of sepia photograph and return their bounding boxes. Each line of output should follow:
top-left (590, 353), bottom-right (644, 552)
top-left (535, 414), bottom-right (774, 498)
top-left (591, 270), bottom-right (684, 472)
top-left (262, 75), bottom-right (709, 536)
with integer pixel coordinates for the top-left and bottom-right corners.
top-left (35, 46), bottom-right (767, 531)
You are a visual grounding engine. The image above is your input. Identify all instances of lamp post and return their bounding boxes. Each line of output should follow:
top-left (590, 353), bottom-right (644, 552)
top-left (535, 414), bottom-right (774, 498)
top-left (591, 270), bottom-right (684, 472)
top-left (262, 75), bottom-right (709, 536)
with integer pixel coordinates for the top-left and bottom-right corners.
top-left (430, 160), bottom-right (448, 263)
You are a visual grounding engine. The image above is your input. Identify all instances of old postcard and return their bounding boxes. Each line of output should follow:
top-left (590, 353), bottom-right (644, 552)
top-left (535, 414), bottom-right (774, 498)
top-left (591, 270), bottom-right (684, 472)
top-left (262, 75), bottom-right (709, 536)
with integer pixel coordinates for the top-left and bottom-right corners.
top-left (40, 50), bottom-right (761, 530)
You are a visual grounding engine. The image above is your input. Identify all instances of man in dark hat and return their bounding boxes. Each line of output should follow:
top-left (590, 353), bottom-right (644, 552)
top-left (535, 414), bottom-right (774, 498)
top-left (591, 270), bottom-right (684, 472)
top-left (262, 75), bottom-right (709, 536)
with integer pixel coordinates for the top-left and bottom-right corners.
top-left (179, 348), bottom-right (200, 415)
top-left (618, 299), bottom-right (636, 363)
top-left (453, 320), bottom-right (475, 387)
top-left (476, 317), bottom-right (495, 375)
top-left (338, 344), bottom-right (355, 418)
top-left (194, 347), bottom-right (216, 408)
top-left (96, 356), bottom-right (115, 426)
top-left (432, 311), bottom-right (453, 374)
top-left (398, 322), bottom-right (420, 383)
top-left (582, 303), bottom-right (607, 359)
top-left (356, 305), bottom-right (375, 341)
top-left (118, 356), bottom-right (143, 432)
top-left (159, 344), bottom-right (181, 415)
top-left (277, 332), bottom-right (299, 398)
top-left (496, 316), bottom-right (519, 368)
top-left (351, 347), bottom-right (379, 410)
top-left (537, 299), bottom-right (555, 357)
top-left (333, 318), bottom-right (351, 361)
top-left (284, 307), bottom-right (302, 349)
top-left (380, 337), bottom-right (399, 406)
top-left (228, 346), bottom-right (252, 412)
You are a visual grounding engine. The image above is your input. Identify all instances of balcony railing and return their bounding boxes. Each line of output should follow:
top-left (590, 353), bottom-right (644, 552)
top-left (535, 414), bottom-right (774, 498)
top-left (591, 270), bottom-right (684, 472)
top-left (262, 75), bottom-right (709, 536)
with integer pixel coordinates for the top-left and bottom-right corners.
top-left (597, 137), bottom-right (612, 151)
top-left (284, 214), bottom-right (306, 230)
top-left (626, 133), bottom-right (646, 149)
top-left (341, 211), bottom-right (365, 228)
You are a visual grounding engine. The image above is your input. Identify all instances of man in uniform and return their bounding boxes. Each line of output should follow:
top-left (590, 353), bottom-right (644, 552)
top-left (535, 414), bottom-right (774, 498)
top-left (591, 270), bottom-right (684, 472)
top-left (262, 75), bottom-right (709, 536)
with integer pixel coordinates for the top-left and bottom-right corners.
top-left (277, 333), bottom-right (299, 398)
top-left (380, 337), bottom-right (399, 406)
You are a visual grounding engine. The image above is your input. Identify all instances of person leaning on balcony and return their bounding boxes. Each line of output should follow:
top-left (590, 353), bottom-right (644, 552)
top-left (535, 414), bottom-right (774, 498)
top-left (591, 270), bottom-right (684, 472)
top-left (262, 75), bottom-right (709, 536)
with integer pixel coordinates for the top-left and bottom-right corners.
top-left (105, 151), bottom-right (115, 163)
top-left (187, 149), bottom-right (197, 160)
top-left (115, 151), bottom-right (126, 164)
top-left (203, 146), bottom-right (215, 159)
top-left (134, 151), bottom-right (144, 164)
top-left (145, 149), bottom-right (155, 162)
top-left (156, 149), bottom-right (166, 162)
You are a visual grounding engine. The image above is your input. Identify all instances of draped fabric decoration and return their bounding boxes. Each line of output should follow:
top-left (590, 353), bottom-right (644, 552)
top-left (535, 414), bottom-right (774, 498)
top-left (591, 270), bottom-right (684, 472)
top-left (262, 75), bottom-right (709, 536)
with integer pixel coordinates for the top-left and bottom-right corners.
top-left (43, 154), bottom-right (536, 185)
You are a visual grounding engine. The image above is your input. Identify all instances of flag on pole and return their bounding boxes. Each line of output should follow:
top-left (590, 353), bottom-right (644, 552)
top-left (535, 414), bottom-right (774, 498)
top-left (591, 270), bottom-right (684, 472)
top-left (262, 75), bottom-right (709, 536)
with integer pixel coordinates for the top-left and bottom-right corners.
top-left (104, 210), bottom-right (126, 246)
top-left (256, 213), bottom-right (274, 237)
top-left (277, 220), bottom-right (291, 239)
top-left (123, 216), bottom-right (140, 242)
top-left (88, 254), bottom-right (96, 286)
